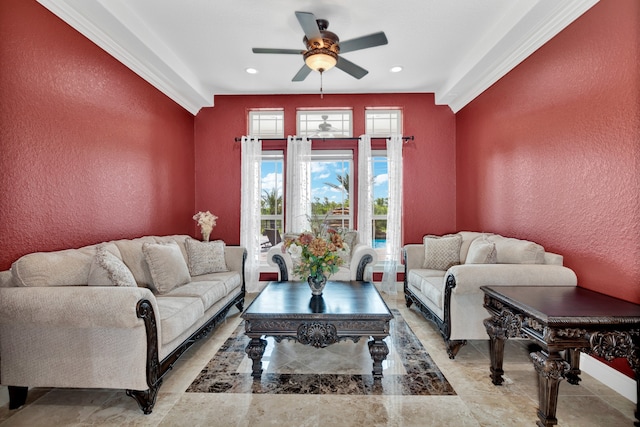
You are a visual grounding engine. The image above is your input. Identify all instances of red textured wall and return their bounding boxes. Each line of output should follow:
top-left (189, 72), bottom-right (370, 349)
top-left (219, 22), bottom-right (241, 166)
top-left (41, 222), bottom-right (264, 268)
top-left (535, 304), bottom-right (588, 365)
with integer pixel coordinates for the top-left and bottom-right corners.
top-left (0, 0), bottom-right (196, 270)
top-left (194, 93), bottom-right (455, 246)
top-left (456, 0), bottom-right (640, 374)
top-left (456, 0), bottom-right (639, 301)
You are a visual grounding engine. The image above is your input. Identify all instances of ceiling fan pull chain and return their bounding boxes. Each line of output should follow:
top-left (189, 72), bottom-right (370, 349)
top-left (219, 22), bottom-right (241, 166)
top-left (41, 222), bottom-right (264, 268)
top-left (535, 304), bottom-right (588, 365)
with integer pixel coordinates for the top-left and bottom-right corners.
top-left (320, 71), bottom-right (324, 99)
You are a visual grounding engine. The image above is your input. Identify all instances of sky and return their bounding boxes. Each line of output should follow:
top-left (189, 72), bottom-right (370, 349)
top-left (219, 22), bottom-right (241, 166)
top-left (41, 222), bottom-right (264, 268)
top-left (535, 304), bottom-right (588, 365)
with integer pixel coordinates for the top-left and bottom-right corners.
top-left (261, 158), bottom-right (388, 204)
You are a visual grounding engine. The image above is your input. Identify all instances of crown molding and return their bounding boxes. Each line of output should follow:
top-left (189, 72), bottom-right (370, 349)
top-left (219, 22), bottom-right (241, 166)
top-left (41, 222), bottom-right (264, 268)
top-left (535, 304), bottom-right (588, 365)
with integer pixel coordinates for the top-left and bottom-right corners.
top-left (437, 0), bottom-right (599, 113)
top-left (37, 0), bottom-right (212, 115)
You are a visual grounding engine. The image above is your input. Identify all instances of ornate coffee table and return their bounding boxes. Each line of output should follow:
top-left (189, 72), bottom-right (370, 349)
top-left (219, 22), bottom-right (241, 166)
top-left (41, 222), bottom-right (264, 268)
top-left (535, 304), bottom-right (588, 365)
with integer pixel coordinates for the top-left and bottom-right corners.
top-left (241, 281), bottom-right (393, 380)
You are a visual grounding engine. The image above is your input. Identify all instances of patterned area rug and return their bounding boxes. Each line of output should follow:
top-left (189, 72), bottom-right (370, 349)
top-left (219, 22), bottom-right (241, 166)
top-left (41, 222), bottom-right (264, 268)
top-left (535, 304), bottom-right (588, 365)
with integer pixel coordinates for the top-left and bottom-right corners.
top-left (187, 309), bottom-right (455, 396)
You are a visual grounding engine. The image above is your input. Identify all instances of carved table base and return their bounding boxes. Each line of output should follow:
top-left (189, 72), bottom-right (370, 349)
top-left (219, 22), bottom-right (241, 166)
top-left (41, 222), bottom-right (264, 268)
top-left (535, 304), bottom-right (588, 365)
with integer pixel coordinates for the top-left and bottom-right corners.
top-left (245, 321), bottom-right (390, 381)
top-left (241, 282), bottom-right (393, 383)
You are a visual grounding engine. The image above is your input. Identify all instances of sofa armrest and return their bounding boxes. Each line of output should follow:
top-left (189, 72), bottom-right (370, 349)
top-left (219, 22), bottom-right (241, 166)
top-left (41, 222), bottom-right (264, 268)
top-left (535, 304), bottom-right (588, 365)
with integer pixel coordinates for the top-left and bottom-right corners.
top-left (403, 244), bottom-right (425, 271)
top-left (349, 244), bottom-right (377, 280)
top-left (0, 286), bottom-right (159, 391)
top-left (224, 246), bottom-right (247, 274)
top-left (447, 264), bottom-right (578, 295)
top-left (0, 286), bottom-right (158, 328)
top-left (265, 243), bottom-right (290, 280)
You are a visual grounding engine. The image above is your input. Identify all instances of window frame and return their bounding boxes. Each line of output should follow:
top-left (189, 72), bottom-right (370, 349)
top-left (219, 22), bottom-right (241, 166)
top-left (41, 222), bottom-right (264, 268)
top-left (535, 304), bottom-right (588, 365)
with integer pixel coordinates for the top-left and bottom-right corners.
top-left (365, 109), bottom-right (403, 137)
top-left (297, 110), bottom-right (353, 138)
top-left (249, 109), bottom-right (284, 138)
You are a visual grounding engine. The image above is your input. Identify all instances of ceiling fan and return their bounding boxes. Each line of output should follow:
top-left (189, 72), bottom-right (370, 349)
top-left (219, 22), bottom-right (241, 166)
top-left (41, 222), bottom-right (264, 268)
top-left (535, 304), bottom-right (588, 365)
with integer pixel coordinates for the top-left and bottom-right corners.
top-left (252, 11), bottom-right (388, 82)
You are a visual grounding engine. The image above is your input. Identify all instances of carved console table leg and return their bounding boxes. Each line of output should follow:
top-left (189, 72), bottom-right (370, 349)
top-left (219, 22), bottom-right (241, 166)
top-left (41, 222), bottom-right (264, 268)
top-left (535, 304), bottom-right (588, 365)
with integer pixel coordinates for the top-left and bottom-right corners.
top-left (368, 337), bottom-right (389, 380)
top-left (564, 348), bottom-right (582, 385)
top-left (483, 318), bottom-right (506, 385)
top-left (530, 351), bottom-right (569, 427)
top-left (245, 337), bottom-right (267, 379)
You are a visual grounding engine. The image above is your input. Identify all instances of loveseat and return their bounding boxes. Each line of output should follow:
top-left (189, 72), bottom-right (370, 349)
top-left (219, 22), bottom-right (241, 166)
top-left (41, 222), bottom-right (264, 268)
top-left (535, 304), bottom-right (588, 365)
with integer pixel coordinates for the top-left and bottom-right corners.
top-left (0, 235), bottom-right (246, 414)
top-left (267, 230), bottom-right (377, 281)
top-left (403, 231), bottom-right (577, 358)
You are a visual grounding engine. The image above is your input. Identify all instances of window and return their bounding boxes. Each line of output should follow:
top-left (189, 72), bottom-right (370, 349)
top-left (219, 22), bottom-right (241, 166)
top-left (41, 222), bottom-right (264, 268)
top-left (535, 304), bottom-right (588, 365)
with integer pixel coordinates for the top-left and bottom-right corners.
top-left (310, 151), bottom-right (353, 230)
top-left (260, 151), bottom-right (284, 252)
top-left (371, 151), bottom-right (388, 254)
top-left (365, 109), bottom-right (402, 137)
top-left (249, 110), bottom-right (284, 138)
top-left (297, 110), bottom-right (353, 138)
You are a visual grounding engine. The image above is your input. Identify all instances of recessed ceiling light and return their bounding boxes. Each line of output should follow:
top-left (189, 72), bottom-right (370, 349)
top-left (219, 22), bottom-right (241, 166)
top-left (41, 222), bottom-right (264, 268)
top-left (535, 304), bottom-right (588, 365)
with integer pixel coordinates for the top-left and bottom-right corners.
top-left (390, 66), bottom-right (403, 73)
top-left (245, 68), bottom-right (258, 74)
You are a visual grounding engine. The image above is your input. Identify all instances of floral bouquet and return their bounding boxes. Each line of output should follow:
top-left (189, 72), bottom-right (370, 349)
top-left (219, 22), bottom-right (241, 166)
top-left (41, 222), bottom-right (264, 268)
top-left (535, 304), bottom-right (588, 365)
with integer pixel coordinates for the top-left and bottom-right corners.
top-left (282, 216), bottom-right (349, 282)
top-left (193, 211), bottom-right (218, 242)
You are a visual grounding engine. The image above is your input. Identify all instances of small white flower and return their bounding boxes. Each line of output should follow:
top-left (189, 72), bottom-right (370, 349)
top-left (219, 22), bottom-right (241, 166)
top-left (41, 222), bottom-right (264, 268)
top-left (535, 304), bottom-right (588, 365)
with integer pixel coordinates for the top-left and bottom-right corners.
top-left (288, 243), bottom-right (302, 258)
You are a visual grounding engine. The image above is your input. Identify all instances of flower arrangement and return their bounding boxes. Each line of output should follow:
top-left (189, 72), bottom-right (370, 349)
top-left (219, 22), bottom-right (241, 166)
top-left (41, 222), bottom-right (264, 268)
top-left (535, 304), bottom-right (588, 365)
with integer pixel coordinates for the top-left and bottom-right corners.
top-left (282, 215), bottom-right (349, 282)
top-left (193, 211), bottom-right (218, 242)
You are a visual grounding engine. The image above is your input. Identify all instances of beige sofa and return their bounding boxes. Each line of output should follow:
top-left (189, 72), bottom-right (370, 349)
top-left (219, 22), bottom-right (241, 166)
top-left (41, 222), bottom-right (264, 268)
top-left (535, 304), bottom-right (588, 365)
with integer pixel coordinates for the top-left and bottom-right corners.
top-left (0, 235), bottom-right (245, 414)
top-left (403, 231), bottom-right (577, 358)
top-left (267, 232), bottom-right (377, 281)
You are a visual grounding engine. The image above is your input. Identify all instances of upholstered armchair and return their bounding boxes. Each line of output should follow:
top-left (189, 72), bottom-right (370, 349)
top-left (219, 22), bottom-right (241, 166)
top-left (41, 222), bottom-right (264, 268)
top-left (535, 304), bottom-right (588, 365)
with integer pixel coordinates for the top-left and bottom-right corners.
top-left (267, 233), bottom-right (377, 281)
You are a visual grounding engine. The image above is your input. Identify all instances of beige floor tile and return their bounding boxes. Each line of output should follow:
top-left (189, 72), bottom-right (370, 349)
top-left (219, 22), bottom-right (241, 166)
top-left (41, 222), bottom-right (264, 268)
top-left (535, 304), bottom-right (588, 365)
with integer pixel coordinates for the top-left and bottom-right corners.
top-left (0, 285), bottom-right (636, 427)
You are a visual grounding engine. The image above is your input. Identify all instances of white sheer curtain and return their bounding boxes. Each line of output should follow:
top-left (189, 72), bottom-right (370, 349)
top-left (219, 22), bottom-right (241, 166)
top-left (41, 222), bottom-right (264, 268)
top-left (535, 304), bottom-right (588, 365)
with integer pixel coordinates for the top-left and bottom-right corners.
top-left (240, 135), bottom-right (262, 292)
top-left (357, 134), bottom-right (373, 247)
top-left (285, 135), bottom-right (311, 233)
top-left (381, 134), bottom-right (403, 295)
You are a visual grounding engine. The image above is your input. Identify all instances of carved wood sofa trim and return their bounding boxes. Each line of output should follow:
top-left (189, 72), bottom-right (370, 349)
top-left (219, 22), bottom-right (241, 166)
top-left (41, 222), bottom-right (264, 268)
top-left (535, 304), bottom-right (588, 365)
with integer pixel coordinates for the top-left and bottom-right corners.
top-left (403, 250), bottom-right (467, 359)
top-left (272, 253), bottom-right (373, 282)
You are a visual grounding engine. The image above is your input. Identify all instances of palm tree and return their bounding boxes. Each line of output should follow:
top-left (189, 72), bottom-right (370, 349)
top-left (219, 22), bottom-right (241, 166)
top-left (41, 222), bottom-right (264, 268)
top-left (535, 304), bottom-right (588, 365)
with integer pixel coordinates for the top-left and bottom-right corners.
top-left (324, 172), bottom-right (349, 194)
top-left (261, 188), bottom-right (282, 214)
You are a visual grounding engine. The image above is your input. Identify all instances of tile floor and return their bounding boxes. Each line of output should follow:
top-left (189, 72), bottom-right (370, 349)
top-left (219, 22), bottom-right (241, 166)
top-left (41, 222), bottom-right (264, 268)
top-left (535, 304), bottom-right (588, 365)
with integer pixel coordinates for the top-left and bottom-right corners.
top-left (0, 284), bottom-right (635, 426)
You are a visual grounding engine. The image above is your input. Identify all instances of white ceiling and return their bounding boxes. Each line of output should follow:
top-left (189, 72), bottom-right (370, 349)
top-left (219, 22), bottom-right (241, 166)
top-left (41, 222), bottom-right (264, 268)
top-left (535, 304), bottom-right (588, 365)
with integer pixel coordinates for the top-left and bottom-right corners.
top-left (37, 0), bottom-right (598, 115)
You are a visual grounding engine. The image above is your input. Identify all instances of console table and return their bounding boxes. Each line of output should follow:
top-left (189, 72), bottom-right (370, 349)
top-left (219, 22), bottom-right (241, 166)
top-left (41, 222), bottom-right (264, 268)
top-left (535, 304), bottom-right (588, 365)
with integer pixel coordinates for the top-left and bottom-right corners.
top-left (481, 285), bottom-right (640, 427)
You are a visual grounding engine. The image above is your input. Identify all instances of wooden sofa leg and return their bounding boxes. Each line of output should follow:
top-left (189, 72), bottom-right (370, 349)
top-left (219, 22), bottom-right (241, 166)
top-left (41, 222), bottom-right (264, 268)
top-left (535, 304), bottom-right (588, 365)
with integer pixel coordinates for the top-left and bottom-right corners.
top-left (8, 386), bottom-right (28, 410)
top-left (126, 381), bottom-right (161, 415)
top-left (446, 340), bottom-right (467, 359)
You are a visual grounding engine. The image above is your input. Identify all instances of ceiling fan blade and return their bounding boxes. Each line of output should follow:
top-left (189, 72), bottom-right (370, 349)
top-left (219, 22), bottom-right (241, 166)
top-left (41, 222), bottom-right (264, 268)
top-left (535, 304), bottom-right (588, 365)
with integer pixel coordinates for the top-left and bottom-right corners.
top-left (292, 64), bottom-right (312, 82)
top-left (252, 48), bottom-right (302, 55)
top-left (339, 32), bottom-right (388, 53)
top-left (295, 11), bottom-right (321, 40)
top-left (336, 56), bottom-right (368, 79)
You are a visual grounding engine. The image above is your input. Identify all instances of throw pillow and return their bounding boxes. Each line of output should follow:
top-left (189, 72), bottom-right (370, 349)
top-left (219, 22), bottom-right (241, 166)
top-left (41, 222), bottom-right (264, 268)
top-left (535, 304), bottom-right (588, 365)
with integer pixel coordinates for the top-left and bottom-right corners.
top-left (88, 245), bottom-right (137, 287)
top-left (339, 229), bottom-right (358, 262)
top-left (185, 238), bottom-right (228, 276)
top-left (422, 234), bottom-right (462, 270)
top-left (142, 240), bottom-right (191, 294)
top-left (465, 238), bottom-right (497, 264)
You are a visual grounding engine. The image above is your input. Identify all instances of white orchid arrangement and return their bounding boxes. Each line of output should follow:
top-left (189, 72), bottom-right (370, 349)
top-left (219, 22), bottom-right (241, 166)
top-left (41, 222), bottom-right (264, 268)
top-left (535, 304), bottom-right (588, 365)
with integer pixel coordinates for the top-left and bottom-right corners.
top-left (193, 211), bottom-right (218, 241)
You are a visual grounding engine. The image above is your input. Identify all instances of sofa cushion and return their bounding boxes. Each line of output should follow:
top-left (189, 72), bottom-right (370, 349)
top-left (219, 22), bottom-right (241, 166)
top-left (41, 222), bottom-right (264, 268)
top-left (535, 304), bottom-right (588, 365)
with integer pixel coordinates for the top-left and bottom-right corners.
top-left (11, 245), bottom-right (98, 287)
top-left (164, 281), bottom-right (227, 311)
top-left (88, 245), bottom-right (137, 287)
top-left (488, 235), bottom-right (545, 264)
top-left (458, 231), bottom-right (493, 263)
top-left (465, 238), bottom-right (497, 264)
top-left (114, 236), bottom-right (158, 287)
top-left (422, 234), bottom-right (462, 270)
top-left (142, 241), bottom-right (191, 294)
top-left (339, 229), bottom-right (359, 262)
top-left (407, 269), bottom-right (446, 308)
top-left (191, 270), bottom-right (242, 295)
top-left (185, 238), bottom-right (228, 276)
top-left (155, 296), bottom-right (204, 345)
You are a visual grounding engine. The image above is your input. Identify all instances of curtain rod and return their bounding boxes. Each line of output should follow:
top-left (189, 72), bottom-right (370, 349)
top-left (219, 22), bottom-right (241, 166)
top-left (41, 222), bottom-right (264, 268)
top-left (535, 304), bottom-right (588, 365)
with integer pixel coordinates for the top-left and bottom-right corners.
top-left (234, 135), bottom-right (414, 142)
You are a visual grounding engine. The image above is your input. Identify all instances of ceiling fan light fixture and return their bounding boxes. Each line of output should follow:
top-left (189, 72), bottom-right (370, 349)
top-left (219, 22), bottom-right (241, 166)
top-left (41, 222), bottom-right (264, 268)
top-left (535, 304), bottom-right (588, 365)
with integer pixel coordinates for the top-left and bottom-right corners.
top-left (304, 49), bottom-right (338, 72)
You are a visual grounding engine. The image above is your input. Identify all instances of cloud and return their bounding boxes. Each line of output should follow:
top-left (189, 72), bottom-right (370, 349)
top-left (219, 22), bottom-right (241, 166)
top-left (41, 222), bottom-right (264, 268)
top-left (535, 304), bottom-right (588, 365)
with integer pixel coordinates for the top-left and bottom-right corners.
top-left (374, 173), bottom-right (388, 186)
top-left (261, 172), bottom-right (283, 193)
